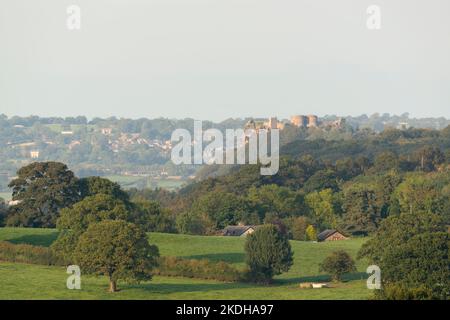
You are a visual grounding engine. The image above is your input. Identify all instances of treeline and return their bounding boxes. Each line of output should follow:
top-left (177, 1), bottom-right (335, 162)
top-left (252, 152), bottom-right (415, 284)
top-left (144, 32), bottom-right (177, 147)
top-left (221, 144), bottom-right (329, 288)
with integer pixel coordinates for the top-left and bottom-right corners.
top-left (2, 126), bottom-right (450, 239)
top-left (127, 126), bottom-right (450, 238)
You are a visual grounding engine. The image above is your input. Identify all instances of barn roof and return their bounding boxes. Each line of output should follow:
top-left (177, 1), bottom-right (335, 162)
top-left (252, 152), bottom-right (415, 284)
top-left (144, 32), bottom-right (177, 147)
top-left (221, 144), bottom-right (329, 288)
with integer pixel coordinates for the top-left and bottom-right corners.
top-left (317, 229), bottom-right (339, 242)
top-left (222, 225), bottom-right (256, 236)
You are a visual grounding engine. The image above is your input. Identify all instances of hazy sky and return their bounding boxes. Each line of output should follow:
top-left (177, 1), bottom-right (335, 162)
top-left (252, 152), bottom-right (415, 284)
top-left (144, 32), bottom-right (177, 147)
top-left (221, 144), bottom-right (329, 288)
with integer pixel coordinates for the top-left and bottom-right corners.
top-left (1, 0), bottom-right (449, 121)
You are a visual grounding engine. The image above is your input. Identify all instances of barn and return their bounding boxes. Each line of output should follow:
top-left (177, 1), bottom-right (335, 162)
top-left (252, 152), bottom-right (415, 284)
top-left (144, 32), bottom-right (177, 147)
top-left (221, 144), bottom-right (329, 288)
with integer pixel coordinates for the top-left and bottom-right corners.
top-left (317, 229), bottom-right (349, 242)
top-left (222, 225), bottom-right (258, 237)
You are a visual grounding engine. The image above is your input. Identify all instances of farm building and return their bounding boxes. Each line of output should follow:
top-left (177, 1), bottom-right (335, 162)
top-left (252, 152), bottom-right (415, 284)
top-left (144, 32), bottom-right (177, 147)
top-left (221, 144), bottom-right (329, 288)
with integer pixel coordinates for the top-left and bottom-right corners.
top-left (222, 225), bottom-right (258, 237)
top-left (317, 229), bottom-right (349, 242)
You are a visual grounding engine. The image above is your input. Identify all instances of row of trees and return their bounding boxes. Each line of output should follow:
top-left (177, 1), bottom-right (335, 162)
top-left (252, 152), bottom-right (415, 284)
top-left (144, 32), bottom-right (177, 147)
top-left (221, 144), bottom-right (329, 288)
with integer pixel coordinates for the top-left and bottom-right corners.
top-left (166, 169), bottom-right (449, 238)
top-left (6, 150), bottom-right (446, 240)
top-left (2, 162), bottom-right (173, 230)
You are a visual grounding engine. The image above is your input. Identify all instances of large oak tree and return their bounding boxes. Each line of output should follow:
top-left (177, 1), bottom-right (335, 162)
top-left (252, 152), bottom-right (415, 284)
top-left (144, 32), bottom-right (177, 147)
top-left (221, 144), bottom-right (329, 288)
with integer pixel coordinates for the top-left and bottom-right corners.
top-left (74, 220), bottom-right (159, 292)
top-left (6, 162), bottom-right (80, 227)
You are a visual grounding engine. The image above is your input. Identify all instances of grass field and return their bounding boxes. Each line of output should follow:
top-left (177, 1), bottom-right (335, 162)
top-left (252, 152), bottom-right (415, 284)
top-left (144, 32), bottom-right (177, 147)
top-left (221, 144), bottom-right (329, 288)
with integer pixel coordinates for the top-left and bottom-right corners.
top-left (0, 227), bottom-right (372, 300)
top-left (0, 192), bottom-right (11, 201)
top-left (44, 124), bottom-right (95, 133)
top-left (106, 175), bottom-right (186, 190)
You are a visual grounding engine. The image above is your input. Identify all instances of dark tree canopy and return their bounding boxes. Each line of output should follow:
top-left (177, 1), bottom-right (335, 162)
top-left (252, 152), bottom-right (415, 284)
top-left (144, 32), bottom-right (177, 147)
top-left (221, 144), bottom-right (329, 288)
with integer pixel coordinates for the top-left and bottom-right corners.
top-left (78, 176), bottom-right (131, 205)
top-left (245, 224), bottom-right (293, 283)
top-left (319, 250), bottom-right (356, 281)
top-left (52, 193), bottom-right (132, 262)
top-left (133, 200), bottom-right (176, 233)
top-left (358, 212), bottom-right (449, 299)
top-left (74, 220), bottom-right (159, 292)
top-left (6, 162), bottom-right (80, 227)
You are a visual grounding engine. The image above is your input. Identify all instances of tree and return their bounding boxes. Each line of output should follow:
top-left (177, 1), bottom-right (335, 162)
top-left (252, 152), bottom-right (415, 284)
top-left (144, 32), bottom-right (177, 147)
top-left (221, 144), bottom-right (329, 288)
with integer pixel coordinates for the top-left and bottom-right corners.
top-left (0, 197), bottom-right (7, 227)
top-left (176, 211), bottom-right (213, 235)
top-left (358, 212), bottom-right (449, 299)
top-left (6, 162), bottom-right (80, 227)
top-left (290, 216), bottom-right (310, 241)
top-left (303, 169), bottom-right (339, 193)
top-left (244, 224), bottom-right (293, 283)
top-left (78, 176), bottom-right (130, 205)
top-left (133, 200), bottom-right (176, 233)
top-left (377, 171), bottom-right (402, 218)
top-left (305, 189), bottom-right (341, 230)
top-left (373, 151), bottom-right (399, 173)
top-left (247, 184), bottom-right (304, 220)
top-left (319, 250), bottom-right (356, 281)
top-left (74, 220), bottom-right (159, 292)
top-left (51, 194), bottom-right (132, 262)
top-left (341, 183), bottom-right (381, 235)
top-left (190, 192), bottom-right (248, 230)
top-left (415, 146), bottom-right (445, 172)
top-left (263, 213), bottom-right (289, 236)
top-left (394, 173), bottom-right (448, 217)
top-left (306, 225), bottom-right (317, 241)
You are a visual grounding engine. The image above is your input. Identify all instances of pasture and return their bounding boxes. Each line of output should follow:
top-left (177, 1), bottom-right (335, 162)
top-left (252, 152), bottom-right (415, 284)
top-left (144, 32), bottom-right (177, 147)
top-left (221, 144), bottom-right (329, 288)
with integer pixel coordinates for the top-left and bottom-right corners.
top-left (0, 227), bottom-right (371, 300)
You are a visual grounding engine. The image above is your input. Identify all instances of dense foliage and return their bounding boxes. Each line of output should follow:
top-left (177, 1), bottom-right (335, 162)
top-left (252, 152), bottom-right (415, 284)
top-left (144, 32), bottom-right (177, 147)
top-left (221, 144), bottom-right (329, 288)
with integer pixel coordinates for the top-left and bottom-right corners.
top-left (6, 162), bottom-right (80, 227)
top-left (74, 220), bottom-right (159, 292)
top-left (319, 250), bottom-right (356, 281)
top-left (358, 212), bottom-right (450, 299)
top-left (244, 225), bottom-right (293, 283)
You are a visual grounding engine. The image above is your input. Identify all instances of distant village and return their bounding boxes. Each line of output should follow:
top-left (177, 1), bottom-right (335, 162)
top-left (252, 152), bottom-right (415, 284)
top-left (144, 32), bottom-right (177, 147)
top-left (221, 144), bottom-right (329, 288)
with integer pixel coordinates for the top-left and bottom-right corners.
top-left (1, 113), bottom-right (448, 194)
top-left (7, 114), bottom-right (346, 164)
top-left (244, 114), bottom-right (346, 131)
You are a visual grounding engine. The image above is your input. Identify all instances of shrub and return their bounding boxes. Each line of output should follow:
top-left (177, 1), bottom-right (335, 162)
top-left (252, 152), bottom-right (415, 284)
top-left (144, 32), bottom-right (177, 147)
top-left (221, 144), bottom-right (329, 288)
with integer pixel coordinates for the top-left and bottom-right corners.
top-left (319, 250), bottom-right (356, 282)
top-left (176, 211), bottom-right (213, 235)
top-left (0, 241), bottom-right (65, 266)
top-left (154, 256), bottom-right (242, 282)
top-left (245, 224), bottom-right (293, 284)
top-left (306, 225), bottom-right (317, 241)
top-left (290, 216), bottom-right (310, 241)
top-left (375, 283), bottom-right (434, 300)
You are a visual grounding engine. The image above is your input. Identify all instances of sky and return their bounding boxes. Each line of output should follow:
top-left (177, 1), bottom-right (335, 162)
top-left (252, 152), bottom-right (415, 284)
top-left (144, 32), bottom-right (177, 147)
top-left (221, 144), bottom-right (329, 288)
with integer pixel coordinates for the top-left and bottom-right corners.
top-left (1, 0), bottom-right (449, 121)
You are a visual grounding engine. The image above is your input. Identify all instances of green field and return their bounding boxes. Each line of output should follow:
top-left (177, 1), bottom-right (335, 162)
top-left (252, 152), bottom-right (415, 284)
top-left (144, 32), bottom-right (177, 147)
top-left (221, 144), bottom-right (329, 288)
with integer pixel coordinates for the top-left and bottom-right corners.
top-left (44, 124), bottom-right (95, 133)
top-left (0, 192), bottom-right (11, 201)
top-left (0, 227), bottom-right (372, 300)
top-left (106, 175), bottom-right (186, 190)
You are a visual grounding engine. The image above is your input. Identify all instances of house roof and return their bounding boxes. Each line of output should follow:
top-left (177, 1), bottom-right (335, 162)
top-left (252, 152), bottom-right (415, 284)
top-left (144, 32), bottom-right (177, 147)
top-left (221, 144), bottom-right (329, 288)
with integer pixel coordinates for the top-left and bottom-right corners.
top-left (222, 225), bottom-right (256, 236)
top-left (317, 229), bottom-right (340, 241)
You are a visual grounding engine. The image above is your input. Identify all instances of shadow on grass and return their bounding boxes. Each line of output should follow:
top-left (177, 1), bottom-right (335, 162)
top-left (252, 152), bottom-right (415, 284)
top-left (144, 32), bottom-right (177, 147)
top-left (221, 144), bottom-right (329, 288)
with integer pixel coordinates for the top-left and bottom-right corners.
top-left (276, 272), bottom-right (367, 285)
top-left (184, 252), bottom-right (245, 264)
top-left (8, 232), bottom-right (59, 247)
top-left (127, 280), bottom-right (257, 294)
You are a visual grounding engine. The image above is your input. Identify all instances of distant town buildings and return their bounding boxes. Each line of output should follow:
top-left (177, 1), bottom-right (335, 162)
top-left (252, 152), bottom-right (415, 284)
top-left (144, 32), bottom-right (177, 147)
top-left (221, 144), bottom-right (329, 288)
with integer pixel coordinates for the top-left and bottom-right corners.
top-left (397, 122), bottom-right (410, 130)
top-left (290, 115), bottom-right (319, 128)
top-left (101, 128), bottom-right (113, 135)
top-left (290, 115), bottom-right (307, 127)
top-left (267, 117), bottom-right (278, 129)
top-left (68, 141), bottom-right (81, 150)
top-left (307, 115), bottom-right (319, 128)
top-left (322, 118), bottom-right (346, 129)
top-left (245, 116), bottom-right (283, 132)
top-left (30, 151), bottom-right (40, 159)
top-left (290, 115), bottom-right (345, 129)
